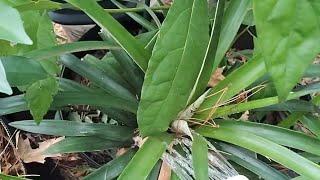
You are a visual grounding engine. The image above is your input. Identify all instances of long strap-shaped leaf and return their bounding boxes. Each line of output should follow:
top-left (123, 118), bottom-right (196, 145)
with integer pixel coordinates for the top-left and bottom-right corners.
top-left (24, 41), bottom-right (120, 60)
top-left (65, 0), bottom-right (150, 71)
top-left (10, 120), bottom-right (133, 142)
top-left (211, 119), bottom-right (320, 156)
top-left (190, 0), bottom-right (226, 102)
top-left (59, 54), bottom-right (137, 103)
top-left (138, 0), bottom-right (209, 136)
top-left (197, 126), bottom-right (320, 179)
top-left (0, 90), bottom-right (138, 116)
top-left (84, 149), bottom-right (136, 180)
top-left (219, 143), bottom-right (289, 180)
top-left (46, 136), bottom-right (128, 154)
top-left (212, 0), bottom-right (252, 70)
top-left (118, 134), bottom-right (173, 179)
top-left (192, 134), bottom-right (209, 180)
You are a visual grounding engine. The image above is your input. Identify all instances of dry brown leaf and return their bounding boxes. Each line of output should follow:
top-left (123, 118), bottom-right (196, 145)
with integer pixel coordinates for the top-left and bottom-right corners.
top-left (16, 135), bottom-right (64, 163)
top-left (240, 110), bottom-right (250, 121)
top-left (208, 67), bottom-right (225, 88)
top-left (158, 161), bottom-right (171, 180)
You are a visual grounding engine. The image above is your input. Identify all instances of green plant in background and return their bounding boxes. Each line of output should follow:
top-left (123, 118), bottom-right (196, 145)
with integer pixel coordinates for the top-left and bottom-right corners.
top-left (0, 0), bottom-right (320, 179)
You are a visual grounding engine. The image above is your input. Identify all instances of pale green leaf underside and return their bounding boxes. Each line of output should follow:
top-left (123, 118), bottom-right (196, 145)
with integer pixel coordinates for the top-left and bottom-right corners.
top-left (0, 61), bottom-right (12, 95)
top-left (0, 1), bottom-right (32, 45)
top-left (138, 0), bottom-right (209, 136)
top-left (254, 0), bottom-right (320, 100)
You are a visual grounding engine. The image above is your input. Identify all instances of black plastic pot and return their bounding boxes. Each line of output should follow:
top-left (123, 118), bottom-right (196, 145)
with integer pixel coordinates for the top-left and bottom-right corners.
top-left (49, 0), bottom-right (136, 25)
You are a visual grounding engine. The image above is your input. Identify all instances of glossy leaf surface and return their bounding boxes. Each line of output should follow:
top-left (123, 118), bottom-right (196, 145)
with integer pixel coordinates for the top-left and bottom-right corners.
top-left (138, 0), bottom-right (209, 135)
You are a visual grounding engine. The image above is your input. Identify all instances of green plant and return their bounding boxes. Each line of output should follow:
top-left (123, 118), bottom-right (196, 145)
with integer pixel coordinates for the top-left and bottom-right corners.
top-left (1, 0), bottom-right (320, 179)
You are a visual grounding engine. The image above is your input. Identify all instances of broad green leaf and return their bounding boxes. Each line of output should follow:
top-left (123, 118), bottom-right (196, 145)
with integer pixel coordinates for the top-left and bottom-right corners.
top-left (14, 11), bottom-right (43, 54)
top-left (65, 0), bottom-right (150, 71)
top-left (219, 143), bottom-right (289, 180)
top-left (10, 120), bottom-right (134, 142)
top-left (84, 149), bottom-right (136, 180)
top-left (211, 119), bottom-right (320, 157)
top-left (25, 41), bottom-right (120, 60)
top-left (0, 61), bottom-right (12, 95)
top-left (138, 0), bottom-right (209, 136)
top-left (1, 56), bottom-right (48, 86)
top-left (46, 137), bottom-right (128, 154)
top-left (118, 134), bottom-right (173, 179)
top-left (36, 11), bottom-right (59, 75)
top-left (253, 0), bottom-right (320, 100)
top-left (213, 0), bottom-right (252, 70)
top-left (25, 77), bottom-right (58, 123)
top-left (14, 0), bottom-right (61, 12)
top-left (0, 1), bottom-right (32, 44)
top-left (192, 133), bottom-right (208, 180)
top-left (191, 0), bottom-right (225, 101)
top-left (0, 10), bottom-right (55, 58)
top-left (59, 54), bottom-right (136, 102)
top-left (197, 126), bottom-right (320, 179)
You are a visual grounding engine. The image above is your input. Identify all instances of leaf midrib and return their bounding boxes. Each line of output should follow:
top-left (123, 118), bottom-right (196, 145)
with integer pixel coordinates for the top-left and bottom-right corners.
top-left (152, 0), bottom-right (198, 127)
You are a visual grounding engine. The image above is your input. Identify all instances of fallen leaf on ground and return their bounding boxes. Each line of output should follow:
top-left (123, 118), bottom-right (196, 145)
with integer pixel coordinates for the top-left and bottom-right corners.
top-left (16, 135), bottom-right (64, 163)
top-left (158, 161), bottom-right (171, 180)
top-left (208, 67), bottom-right (225, 88)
